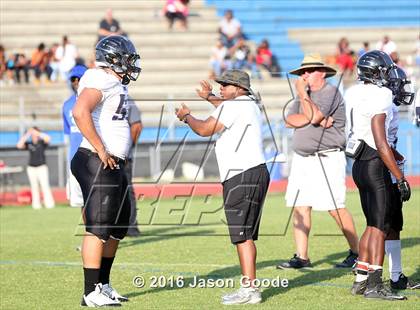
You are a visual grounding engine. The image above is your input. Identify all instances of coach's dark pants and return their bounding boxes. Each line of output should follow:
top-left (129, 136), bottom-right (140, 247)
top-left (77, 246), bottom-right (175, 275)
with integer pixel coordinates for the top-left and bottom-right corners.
top-left (222, 164), bottom-right (270, 244)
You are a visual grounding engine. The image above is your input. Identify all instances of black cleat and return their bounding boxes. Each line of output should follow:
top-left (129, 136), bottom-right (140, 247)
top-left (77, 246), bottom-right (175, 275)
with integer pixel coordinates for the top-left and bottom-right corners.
top-left (336, 249), bottom-right (358, 268)
top-left (391, 274), bottom-right (420, 290)
top-left (351, 280), bottom-right (367, 295)
top-left (276, 254), bottom-right (312, 269)
top-left (364, 283), bottom-right (407, 301)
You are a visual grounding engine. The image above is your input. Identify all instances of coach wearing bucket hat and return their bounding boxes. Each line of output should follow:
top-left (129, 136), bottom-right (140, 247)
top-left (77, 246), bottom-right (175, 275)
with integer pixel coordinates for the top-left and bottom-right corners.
top-left (277, 54), bottom-right (360, 270)
top-left (176, 69), bottom-right (270, 305)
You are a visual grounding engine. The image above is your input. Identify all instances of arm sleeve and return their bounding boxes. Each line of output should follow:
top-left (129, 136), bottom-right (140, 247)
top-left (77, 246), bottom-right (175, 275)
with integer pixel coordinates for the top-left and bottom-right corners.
top-left (318, 86), bottom-right (343, 117)
top-left (285, 98), bottom-right (300, 117)
top-left (62, 103), bottom-right (70, 135)
top-left (210, 101), bottom-right (238, 128)
top-left (128, 103), bottom-right (142, 125)
top-left (370, 89), bottom-right (393, 117)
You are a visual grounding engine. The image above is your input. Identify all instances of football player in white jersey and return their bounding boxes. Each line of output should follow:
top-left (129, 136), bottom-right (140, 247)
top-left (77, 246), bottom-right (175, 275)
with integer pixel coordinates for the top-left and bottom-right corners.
top-left (71, 35), bottom-right (141, 307)
top-left (384, 67), bottom-right (419, 290)
top-left (345, 51), bottom-right (410, 301)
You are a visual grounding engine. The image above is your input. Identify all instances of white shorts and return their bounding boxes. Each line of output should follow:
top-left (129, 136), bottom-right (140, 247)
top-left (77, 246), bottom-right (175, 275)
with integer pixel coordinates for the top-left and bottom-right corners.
top-left (285, 151), bottom-right (346, 211)
top-left (66, 170), bottom-right (83, 207)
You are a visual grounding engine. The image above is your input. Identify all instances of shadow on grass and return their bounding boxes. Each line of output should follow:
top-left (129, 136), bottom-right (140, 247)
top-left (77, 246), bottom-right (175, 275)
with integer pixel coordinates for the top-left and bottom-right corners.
top-left (123, 238), bottom-right (420, 300)
top-left (119, 225), bottom-right (219, 249)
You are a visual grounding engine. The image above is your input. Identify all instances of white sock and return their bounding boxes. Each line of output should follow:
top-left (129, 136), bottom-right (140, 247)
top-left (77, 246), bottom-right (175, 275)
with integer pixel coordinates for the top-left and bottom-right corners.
top-left (369, 264), bottom-right (383, 271)
top-left (385, 240), bottom-right (402, 282)
top-left (355, 261), bottom-right (369, 282)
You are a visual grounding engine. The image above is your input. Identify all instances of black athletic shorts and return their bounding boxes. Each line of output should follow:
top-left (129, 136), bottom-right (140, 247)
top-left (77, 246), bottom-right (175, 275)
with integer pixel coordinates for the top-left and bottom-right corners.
top-left (71, 148), bottom-right (131, 241)
top-left (352, 157), bottom-right (393, 232)
top-left (222, 164), bottom-right (270, 244)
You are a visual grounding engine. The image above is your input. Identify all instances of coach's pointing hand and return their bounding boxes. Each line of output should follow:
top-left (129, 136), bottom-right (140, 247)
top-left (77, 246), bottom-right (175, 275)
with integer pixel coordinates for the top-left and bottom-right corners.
top-left (175, 103), bottom-right (191, 123)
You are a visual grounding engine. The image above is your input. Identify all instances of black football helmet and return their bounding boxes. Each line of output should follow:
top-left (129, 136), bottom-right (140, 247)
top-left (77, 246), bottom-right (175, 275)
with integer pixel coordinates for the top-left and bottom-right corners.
top-left (387, 66), bottom-right (415, 106)
top-left (357, 50), bottom-right (397, 87)
top-left (95, 35), bottom-right (141, 85)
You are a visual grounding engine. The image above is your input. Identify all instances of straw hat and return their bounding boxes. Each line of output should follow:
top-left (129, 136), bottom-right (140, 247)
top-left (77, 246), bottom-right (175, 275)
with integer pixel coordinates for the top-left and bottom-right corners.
top-left (289, 54), bottom-right (337, 78)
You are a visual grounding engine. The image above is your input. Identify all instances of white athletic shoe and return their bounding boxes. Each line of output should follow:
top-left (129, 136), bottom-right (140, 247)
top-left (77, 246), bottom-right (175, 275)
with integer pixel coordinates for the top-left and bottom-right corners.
top-left (81, 283), bottom-right (121, 307)
top-left (222, 287), bottom-right (262, 305)
top-left (102, 283), bottom-right (129, 302)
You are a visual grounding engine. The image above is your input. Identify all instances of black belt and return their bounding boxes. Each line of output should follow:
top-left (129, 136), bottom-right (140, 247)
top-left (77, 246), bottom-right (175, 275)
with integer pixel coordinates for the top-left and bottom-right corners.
top-left (304, 148), bottom-right (343, 157)
top-left (78, 147), bottom-right (126, 164)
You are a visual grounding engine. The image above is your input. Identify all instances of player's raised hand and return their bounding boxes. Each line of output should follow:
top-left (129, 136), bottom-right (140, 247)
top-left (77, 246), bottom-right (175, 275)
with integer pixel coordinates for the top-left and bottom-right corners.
top-left (196, 80), bottom-right (213, 100)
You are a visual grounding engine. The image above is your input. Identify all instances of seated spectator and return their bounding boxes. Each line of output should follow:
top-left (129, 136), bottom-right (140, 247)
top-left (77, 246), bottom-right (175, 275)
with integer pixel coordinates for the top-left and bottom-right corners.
top-left (6, 52), bottom-right (29, 84)
top-left (98, 9), bottom-right (126, 42)
top-left (230, 37), bottom-right (261, 79)
top-left (390, 51), bottom-right (406, 69)
top-left (55, 35), bottom-right (78, 82)
top-left (415, 34), bottom-right (420, 66)
top-left (0, 45), bottom-right (6, 86)
top-left (219, 10), bottom-right (242, 48)
top-left (335, 37), bottom-right (355, 74)
top-left (30, 43), bottom-right (52, 85)
top-left (48, 43), bottom-right (60, 82)
top-left (209, 39), bottom-right (231, 78)
top-left (358, 41), bottom-right (370, 58)
top-left (162, 0), bottom-right (189, 31)
top-left (256, 39), bottom-right (281, 77)
top-left (375, 35), bottom-right (397, 55)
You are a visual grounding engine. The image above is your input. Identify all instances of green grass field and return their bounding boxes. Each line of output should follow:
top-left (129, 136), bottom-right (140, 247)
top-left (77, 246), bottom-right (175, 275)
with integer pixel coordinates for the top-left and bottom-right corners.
top-left (1, 190), bottom-right (419, 309)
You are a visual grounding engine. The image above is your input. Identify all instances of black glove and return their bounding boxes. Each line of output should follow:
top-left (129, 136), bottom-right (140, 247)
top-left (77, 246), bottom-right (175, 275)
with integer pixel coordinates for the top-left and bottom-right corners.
top-left (397, 178), bottom-right (411, 202)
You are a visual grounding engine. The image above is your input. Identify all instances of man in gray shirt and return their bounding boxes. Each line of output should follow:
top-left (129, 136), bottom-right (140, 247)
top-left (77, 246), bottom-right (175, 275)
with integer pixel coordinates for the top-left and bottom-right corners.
top-left (126, 100), bottom-right (143, 237)
top-left (277, 54), bottom-right (359, 270)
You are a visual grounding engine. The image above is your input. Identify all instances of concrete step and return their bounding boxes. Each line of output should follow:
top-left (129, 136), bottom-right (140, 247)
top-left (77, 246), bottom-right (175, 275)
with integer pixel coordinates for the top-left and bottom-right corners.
top-left (1, 32), bottom-right (220, 48)
top-left (0, 20), bottom-right (219, 36)
top-left (289, 27), bottom-right (419, 42)
top-left (0, 0), bottom-right (206, 10)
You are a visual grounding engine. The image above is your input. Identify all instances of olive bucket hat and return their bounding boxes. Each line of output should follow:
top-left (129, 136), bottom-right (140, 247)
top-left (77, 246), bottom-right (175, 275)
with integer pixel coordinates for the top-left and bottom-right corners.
top-left (215, 69), bottom-right (253, 92)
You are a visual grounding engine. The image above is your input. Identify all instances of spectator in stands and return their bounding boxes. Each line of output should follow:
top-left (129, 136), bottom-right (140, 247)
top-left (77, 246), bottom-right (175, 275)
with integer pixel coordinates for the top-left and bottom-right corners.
top-left (0, 45), bottom-right (6, 86)
top-left (30, 43), bottom-right (52, 85)
top-left (415, 34), bottom-right (420, 66)
top-left (16, 127), bottom-right (55, 209)
top-left (390, 51), bottom-right (406, 69)
top-left (256, 39), bottom-right (281, 77)
top-left (55, 35), bottom-right (79, 82)
top-left (358, 41), bottom-right (370, 58)
top-left (48, 43), bottom-right (60, 82)
top-left (230, 37), bottom-right (261, 79)
top-left (376, 35), bottom-right (397, 55)
top-left (336, 37), bottom-right (355, 74)
top-left (209, 39), bottom-right (231, 78)
top-left (219, 10), bottom-right (242, 48)
top-left (162, 0), bottom-right (189, 31)
top-left (98, 9), bottom-right (126, 42)
top-left (6, 52), bottom-right (30, 84)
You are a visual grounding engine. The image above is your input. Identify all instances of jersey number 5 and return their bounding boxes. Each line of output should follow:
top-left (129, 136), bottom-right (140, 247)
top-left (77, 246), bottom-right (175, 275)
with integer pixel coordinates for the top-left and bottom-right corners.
top-left (112, 94), bottom-right (128, 121)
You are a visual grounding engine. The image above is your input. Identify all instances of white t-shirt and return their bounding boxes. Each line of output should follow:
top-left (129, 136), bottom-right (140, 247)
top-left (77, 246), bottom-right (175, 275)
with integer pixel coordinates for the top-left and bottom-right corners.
top-left (210, 95), bottom-right (265, 182)
top-left (344, 83), bottom-right (393, 150)
top-left (55, 43), bottom-right (78, 72)
top-left (375, 40), bottom-right (397, 55)
top-left (77, 68), bottom-right (131, 159)
top-left (219, 18), bottom-right (241, 37)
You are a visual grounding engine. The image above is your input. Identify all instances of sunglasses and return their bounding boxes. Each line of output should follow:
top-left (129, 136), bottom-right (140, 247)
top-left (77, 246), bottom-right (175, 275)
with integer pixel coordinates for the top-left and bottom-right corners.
top-left (70, 76), bottom-right (80, 83)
